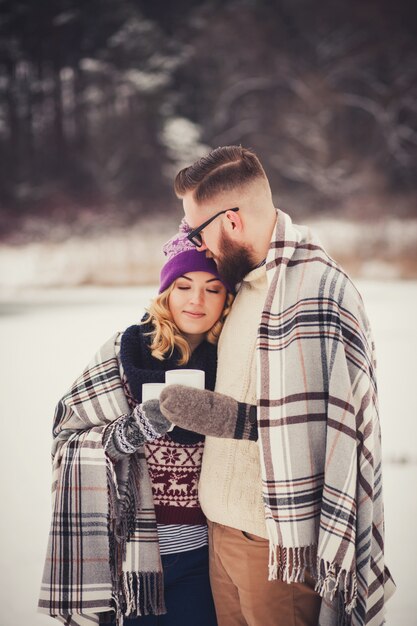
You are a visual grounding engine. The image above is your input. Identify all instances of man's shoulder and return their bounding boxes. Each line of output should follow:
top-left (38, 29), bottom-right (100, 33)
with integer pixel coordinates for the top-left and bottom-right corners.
top-left (270, 243), bottom-right (364, 312)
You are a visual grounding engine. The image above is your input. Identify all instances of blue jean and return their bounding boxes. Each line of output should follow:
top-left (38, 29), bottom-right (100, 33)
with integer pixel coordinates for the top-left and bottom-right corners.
top-left (104, 546), bottom-right (217, 626)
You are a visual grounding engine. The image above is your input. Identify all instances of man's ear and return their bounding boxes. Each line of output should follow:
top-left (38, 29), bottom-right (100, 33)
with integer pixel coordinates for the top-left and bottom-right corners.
top-left (225, 209), bottom-right (243, 233)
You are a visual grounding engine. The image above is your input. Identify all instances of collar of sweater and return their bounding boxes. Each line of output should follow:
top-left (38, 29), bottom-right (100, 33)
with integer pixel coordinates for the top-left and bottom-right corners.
top-left (234, 262), bottom-right (267, 293)
top-left (242, 263), bottom-right (267, 283)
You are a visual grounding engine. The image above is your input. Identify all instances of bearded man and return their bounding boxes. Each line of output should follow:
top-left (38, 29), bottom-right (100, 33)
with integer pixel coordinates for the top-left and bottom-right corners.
top-left (157, 145), bottom-right (395, 626)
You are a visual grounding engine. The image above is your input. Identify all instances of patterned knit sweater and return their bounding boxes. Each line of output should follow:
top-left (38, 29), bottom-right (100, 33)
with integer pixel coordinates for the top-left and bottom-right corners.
top-left (118, 322), bottom-right (217, 526)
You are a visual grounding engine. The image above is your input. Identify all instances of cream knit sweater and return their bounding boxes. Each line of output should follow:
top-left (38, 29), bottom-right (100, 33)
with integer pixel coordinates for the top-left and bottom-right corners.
top-left (199, 264), bottom-right (269, 538)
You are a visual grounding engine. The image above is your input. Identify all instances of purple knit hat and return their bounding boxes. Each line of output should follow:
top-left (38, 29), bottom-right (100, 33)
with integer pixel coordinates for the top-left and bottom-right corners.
top-left (159, 219), bottom-right (231, 293)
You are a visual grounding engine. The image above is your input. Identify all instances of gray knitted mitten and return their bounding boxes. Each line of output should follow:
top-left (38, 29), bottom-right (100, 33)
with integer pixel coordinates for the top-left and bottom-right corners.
top-left (103, 399), bottom-right (172, 463)
top-left (103, 414), bottom-right (145, 462)
top-left (159, 385), bottom-right (258, 441)
top-left (138, 399), bottom-right (172, 438)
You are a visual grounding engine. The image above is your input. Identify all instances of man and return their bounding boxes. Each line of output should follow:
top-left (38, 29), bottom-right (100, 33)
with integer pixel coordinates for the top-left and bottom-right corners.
top-left (160, 146), bottom-right (395, 626)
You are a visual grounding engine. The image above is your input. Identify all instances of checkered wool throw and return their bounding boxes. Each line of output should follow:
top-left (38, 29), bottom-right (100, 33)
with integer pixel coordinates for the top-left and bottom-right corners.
top-left (258, 210), bottom-right (395, 625)
top-left (38, 333), bottom-right (165, 626)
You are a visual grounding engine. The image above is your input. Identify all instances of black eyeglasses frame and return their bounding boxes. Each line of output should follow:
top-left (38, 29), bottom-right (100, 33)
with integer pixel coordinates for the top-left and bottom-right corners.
top-left (186, 207), bottom-right (239, 247)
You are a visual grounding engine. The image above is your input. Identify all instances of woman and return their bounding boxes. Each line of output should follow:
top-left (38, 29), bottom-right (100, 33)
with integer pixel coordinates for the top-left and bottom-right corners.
top-left (38, 221), bottom-right (257, 626)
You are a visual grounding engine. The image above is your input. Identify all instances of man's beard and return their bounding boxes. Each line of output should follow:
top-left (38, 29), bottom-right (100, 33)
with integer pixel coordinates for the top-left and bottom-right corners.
top-left (215, 227), bottom-right (258, 288)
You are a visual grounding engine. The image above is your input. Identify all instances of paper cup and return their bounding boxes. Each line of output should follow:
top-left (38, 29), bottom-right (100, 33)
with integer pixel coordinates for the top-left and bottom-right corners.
top-left (141, 382), bottom-right (166, 402)
top-left (165, 369), bottom-right (205, 389)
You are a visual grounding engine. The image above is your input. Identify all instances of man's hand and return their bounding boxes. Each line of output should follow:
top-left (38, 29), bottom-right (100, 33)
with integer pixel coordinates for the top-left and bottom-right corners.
top-left (159, 385), bottom-right (258, 441)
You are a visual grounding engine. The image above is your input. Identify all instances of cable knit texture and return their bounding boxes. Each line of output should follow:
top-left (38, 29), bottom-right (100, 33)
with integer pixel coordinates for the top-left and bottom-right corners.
top-left (199, 264), bottom-right (269, 538)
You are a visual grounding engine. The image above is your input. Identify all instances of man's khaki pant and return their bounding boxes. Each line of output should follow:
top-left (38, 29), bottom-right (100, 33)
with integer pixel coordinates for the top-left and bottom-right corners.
top-left (208, 522), bottom-right (321, 626)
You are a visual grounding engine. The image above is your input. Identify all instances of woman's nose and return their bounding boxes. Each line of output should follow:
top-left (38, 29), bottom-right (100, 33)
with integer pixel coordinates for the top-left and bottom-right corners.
top-left (189, 289), bottom-right (204, 304)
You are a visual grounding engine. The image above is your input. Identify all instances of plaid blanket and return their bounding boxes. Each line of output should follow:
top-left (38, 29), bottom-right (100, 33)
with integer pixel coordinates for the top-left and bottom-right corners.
top-left (258, 210), bottom-right (395, 626)
top-left (38, 333), bottom-right (165, 626)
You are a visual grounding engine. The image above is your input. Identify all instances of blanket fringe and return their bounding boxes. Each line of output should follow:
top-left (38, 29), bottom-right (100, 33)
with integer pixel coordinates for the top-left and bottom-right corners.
top-left (105, 442), bottom-right (154, 624)
top-left (121, 571), bottom-right (166, 618)
top-left (315, 558), bottom-right (357, 614)
top-left (105, 449), bottom-right (166, 622)
top-left (268, 544), bottom-right (357, 616)
top-left (105, 447), bottom-right (143, 556)
top-left (268, 544), bottom-right (318, 583)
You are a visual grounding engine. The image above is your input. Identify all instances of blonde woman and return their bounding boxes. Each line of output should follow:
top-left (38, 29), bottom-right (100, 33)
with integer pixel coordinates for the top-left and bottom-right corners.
top-left (39, 221), bottom-right (257, 626)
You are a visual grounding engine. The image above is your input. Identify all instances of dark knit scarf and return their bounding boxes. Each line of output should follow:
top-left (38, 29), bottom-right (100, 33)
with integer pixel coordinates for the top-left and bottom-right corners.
top-left (120, 320), bottom-right (217, 444)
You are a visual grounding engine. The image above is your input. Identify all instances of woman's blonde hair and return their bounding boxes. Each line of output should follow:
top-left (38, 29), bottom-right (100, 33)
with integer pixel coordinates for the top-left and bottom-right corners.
top-left (142, 282), bottom-right (233, 365)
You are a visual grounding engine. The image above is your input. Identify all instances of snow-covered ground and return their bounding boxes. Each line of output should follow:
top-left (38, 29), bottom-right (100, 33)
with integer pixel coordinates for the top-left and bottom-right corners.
top-left (0, 281), bottom-right (416, 626)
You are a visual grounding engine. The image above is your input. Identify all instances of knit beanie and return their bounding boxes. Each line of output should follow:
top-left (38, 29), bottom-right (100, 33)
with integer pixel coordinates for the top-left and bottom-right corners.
top-left (159, 219), bottom-right (231, 293)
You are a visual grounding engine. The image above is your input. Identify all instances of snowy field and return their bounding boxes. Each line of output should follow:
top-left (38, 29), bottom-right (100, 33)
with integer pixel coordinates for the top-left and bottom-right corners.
top-left (0, 281), bottom-right (416, 626)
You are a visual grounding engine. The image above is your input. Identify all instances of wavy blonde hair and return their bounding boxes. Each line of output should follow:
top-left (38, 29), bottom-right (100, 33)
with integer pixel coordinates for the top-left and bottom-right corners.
top-left (142, 282), bottom-right (234, 365)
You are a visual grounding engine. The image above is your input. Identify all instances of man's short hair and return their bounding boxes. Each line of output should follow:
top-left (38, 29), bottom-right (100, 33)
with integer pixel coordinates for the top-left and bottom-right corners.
top-left (174, 145), bottom-right (267, 203)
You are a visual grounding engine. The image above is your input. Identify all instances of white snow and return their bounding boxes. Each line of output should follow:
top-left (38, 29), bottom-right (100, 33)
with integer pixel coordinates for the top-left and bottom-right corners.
top-left (0, 220), bottom-right (179, 291)
top-left (0, 281), bottom-right (416, 625)
top-left (1, 217), bottom-right (416, 294)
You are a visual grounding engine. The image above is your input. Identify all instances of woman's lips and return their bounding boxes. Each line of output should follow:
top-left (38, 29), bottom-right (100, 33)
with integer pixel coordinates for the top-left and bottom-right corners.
top-left (183, 311), bottom-right (205, 318)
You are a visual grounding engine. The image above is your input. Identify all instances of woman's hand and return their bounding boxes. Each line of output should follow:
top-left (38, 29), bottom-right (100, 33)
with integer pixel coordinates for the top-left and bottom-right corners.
top-left (135, 399), bottom-right (174, 439)
top-left (103, 400), bottom-right (174, 462)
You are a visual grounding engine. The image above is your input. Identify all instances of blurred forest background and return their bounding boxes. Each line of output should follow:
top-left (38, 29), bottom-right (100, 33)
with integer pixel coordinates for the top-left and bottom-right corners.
top-left (0, 0), bottom-right (417, 287)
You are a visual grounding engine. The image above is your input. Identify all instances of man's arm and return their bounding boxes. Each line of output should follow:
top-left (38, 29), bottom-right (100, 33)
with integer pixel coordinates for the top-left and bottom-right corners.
top-left (158, 385), bottom-right (258, 441)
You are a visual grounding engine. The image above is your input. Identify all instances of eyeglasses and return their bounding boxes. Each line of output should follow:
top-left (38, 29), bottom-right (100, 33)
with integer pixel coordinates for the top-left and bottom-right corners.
top-left (187, 207), bottom-right (239, 247)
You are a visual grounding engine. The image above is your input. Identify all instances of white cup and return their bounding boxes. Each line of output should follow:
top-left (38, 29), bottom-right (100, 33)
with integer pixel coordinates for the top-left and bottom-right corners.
top-left (165, 369), bottom-right (205, 389)
top-left (141, 382), bottom-right (166, 402)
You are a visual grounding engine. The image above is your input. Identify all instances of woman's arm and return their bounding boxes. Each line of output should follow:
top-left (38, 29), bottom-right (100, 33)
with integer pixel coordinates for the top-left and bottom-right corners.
top-left (51, 333), bottom-right (129, 460)
top-left (52, 332), bottom-right (166, 465)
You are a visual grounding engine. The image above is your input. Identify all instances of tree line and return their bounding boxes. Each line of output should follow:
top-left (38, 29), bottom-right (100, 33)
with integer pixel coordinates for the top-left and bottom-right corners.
top-left (0, 0), bottom-right (416, 237)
